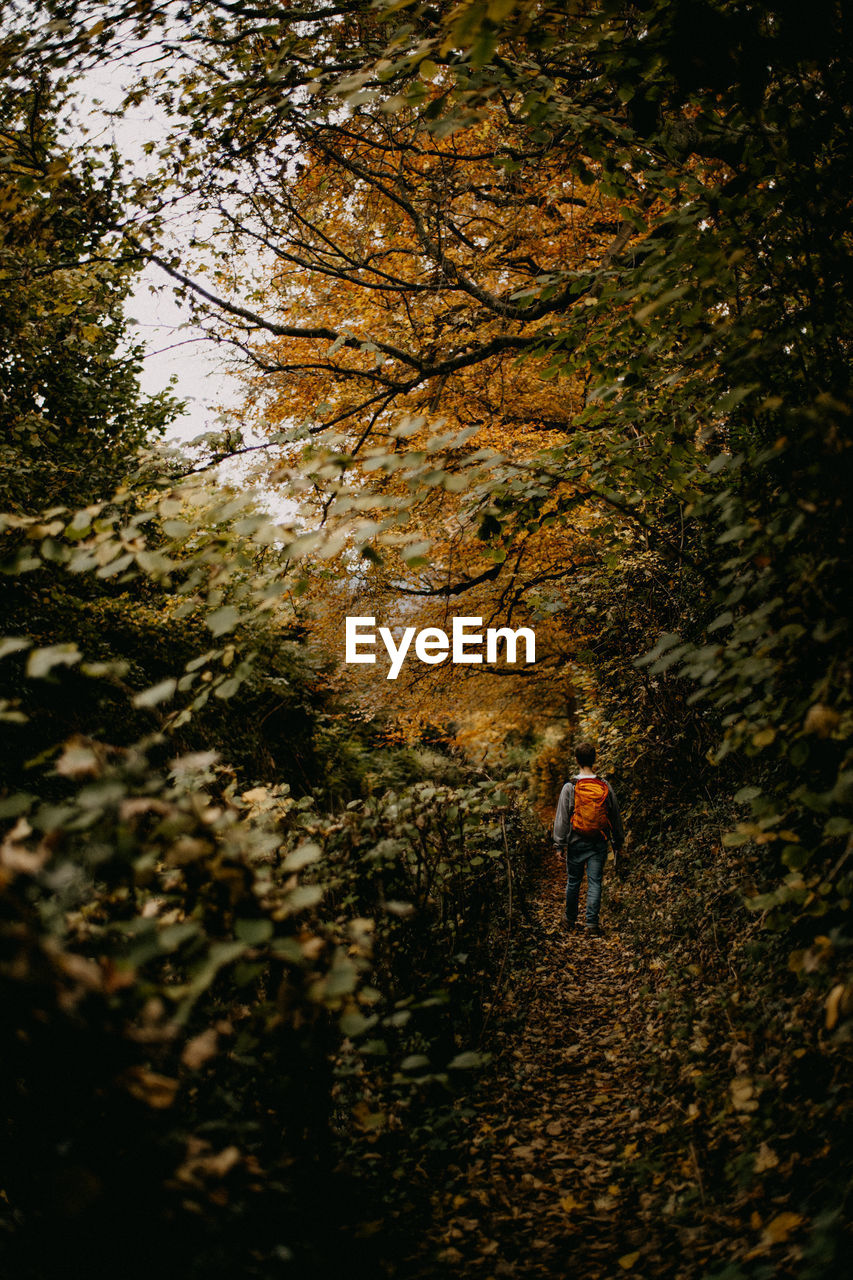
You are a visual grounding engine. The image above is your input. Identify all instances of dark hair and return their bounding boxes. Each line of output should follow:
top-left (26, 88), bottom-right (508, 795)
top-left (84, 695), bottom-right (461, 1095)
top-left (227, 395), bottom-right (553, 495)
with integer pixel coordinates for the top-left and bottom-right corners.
top-left (575, 740), bottom-right (596, 767)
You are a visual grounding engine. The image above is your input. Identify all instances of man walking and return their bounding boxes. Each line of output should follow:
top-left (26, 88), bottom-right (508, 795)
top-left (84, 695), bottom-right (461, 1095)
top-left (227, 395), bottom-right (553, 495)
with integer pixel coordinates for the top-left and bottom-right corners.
top-left (552, 740), bottom-right (625, 935)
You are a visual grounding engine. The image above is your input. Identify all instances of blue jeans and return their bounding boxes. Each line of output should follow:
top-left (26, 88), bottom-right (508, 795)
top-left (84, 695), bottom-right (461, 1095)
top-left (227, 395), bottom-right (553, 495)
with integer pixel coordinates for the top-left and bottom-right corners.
top-left (564, 839), bottom-right (607, 926)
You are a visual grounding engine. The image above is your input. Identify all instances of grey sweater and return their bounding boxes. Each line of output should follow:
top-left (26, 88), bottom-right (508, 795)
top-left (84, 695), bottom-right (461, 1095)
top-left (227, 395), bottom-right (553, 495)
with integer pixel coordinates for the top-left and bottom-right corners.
top-left (553, 774), bottom-right (625, 851)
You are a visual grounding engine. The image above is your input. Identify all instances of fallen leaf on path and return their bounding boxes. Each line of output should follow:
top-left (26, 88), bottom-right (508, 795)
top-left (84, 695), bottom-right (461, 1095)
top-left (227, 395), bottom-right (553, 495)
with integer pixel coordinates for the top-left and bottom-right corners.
top-left (730, 1077), bottom-right (758, 1111)
top-left (753, 1142), bottom-right (779, 1172)
top-left (825, 983), bottom-right (853, 1030)
top-left (122, 1066), bottom-right (179, 1108)
top-left (182, 1027), bottom-right (219, 1070)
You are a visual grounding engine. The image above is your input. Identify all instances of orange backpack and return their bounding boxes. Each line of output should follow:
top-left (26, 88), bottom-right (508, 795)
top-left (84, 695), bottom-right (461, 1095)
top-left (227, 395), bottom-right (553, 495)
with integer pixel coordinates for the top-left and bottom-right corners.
top-left (571, 776), bottom-right (611, 836)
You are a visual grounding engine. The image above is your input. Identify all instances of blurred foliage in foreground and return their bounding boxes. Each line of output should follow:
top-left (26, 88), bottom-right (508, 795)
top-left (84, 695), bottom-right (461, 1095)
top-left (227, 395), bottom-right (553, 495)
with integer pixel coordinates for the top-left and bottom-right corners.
top-left (0, 77), bottom-right (538, 1279)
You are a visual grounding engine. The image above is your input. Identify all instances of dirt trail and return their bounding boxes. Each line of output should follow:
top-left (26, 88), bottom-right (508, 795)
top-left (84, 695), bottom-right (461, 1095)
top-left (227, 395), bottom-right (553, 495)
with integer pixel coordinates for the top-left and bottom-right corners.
top-left (423, 855), bottom-right (714, 1280)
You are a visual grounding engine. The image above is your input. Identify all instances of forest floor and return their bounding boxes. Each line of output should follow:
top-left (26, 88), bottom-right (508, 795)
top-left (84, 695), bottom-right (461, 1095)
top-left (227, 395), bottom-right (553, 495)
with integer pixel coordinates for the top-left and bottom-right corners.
top-left (415, 853), bottom-right (735, 1280)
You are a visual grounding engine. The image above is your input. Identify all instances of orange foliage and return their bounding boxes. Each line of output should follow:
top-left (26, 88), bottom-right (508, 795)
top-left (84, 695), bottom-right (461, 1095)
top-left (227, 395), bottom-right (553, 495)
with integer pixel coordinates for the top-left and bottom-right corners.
top-left (227, 101), bottom-right (644, 740)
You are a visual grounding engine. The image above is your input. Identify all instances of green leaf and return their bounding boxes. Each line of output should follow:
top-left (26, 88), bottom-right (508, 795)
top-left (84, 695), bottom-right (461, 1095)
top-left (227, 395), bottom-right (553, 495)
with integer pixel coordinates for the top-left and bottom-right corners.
top-left (26, 644), bottom-right (81, 679)
top-left (708, 611), bottom-right (734, 632)
top-left (172, 942), bottom-right (247, 1025)
top-left (235, 918), bottom-right (274, 945)
top-left (283, 842), bottom-right (323, 872)
top-left (340, 1009), bottom-right (377, 1037)
top-left (0, 637), bottom-right (31, 660)
top-left (448, 1050), bottom-right (488, 1070)
top-left (634, 633), bottom-right (682, 668)
top-left (133, 678), bottom-right (177, 708)
top-left (206, 605), bottom-right (240, 636)
top-left (285, 884), bottom-right (324, 913)
top-left (0, 793), bottom-right (35, 819)
top-left (401, 1054), bottom-right (431, 1072)
top-left (213, 676), bottom-right (241, 699)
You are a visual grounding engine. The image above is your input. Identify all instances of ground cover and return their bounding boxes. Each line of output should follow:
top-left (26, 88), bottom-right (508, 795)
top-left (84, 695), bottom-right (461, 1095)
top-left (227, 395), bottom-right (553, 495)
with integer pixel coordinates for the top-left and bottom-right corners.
top-left (400, 819), bottom-right (849, 1280)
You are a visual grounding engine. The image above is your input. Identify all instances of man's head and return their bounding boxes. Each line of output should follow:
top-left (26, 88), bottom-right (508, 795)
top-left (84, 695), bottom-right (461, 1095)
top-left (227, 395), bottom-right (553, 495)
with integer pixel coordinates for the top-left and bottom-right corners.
top-left (575, 740), bottom-right (596, 768)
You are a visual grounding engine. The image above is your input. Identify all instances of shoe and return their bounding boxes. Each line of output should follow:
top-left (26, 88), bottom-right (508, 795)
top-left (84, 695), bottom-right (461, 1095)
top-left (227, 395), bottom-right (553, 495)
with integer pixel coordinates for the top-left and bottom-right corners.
top-left (584, 923), bottom-right (604, 936)
top-left (561, 913), bottom-right (577, 928)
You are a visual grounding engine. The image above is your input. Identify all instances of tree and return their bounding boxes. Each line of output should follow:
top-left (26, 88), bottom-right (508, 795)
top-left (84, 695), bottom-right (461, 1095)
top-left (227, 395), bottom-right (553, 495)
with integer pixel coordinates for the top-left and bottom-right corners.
top-left (0, 76), bottom-right (176, 512)
top-left (216, 101), bottom-right (631, 734)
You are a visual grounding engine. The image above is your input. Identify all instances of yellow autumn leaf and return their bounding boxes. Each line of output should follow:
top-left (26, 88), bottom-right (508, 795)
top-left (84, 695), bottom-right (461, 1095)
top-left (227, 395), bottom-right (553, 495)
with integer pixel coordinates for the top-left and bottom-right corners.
top-left (730, 1076), bottom-right (758, 1111)
top-left (762, 1211), bottom-right (804, 1244)
top-left (825, 982), bottom-right (853, 1031)
top-left (618, 1252), bottom-right (641, 1270)
top-left (122, 1066), bottom-right (179, 1109)
top-left (754, 1142), bottom-right (779, 1172)
top-left (241, 786), bottom-right (271, 804)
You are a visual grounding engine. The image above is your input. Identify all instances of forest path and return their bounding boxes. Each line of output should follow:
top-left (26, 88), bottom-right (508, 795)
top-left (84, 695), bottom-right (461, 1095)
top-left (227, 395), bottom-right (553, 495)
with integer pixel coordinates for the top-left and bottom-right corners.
top-left (423, 854), bottom-right (715, 1280)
